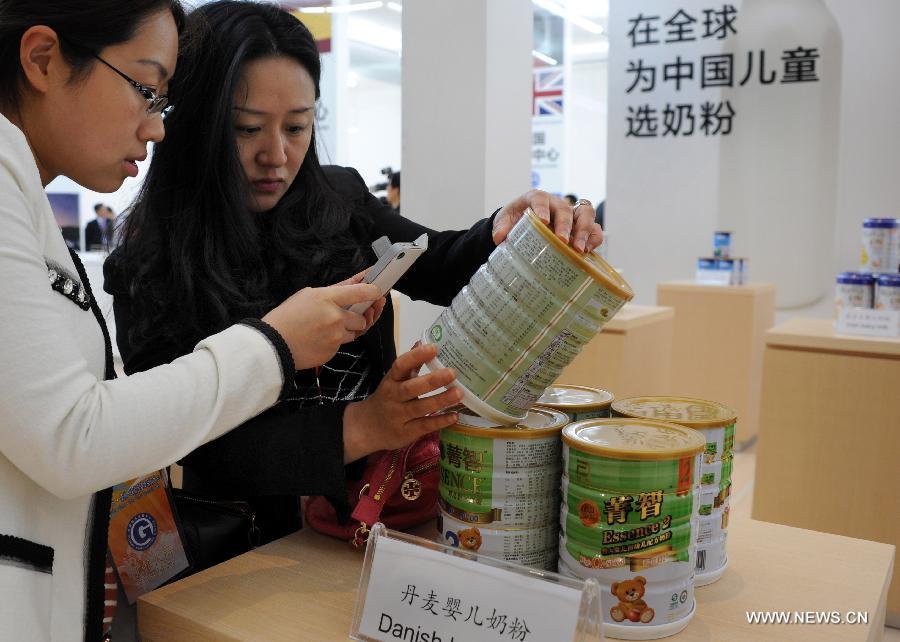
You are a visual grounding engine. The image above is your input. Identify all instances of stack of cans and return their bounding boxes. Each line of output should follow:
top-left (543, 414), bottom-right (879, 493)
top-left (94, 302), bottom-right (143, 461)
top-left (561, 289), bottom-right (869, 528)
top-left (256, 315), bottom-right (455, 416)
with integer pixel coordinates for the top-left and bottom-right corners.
top-left (612, 396), bottom-right (737, 586)
top-left (436, 407), bottom-right (569, 570)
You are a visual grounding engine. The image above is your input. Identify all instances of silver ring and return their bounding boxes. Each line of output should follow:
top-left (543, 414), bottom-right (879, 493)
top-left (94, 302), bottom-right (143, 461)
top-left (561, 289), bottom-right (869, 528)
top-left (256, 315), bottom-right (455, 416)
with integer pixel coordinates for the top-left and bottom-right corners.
top-left (573, 198), bottom-right (592, 214)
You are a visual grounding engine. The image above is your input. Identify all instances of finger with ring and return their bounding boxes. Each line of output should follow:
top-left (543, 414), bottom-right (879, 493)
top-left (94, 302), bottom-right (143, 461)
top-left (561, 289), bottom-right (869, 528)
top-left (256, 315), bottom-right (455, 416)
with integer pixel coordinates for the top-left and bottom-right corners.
top-left (573, 198), bottom-right (592, 214)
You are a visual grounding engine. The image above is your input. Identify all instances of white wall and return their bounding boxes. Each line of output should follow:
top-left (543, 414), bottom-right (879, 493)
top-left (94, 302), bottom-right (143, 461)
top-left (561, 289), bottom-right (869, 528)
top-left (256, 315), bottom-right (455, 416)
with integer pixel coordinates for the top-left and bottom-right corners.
top-left (777, 0), bottom-right (900, 321)
top-left (605, 0), bottom-right (724, 304)
top-left (344, 75), bottom-right (401, 187)
top-left (564, 59), bottom-right (609, 204)
top-left (826, 0), bottom-right (900, 278)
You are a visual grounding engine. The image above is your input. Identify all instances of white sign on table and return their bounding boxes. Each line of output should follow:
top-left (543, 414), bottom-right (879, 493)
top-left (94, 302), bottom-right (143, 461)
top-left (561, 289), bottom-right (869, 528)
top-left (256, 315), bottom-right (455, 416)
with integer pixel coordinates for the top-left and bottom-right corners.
top-left (351, 524), bottom-right (603, 642)
top-left (835, 308), bottom-right (900, 338)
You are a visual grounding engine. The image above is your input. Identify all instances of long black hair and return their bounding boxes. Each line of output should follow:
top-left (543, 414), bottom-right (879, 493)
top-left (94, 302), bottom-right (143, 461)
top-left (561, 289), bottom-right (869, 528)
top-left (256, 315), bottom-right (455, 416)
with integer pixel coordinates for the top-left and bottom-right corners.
top-left (0, 0), bottom-right (185, 112)
top-left (114, 1), bottom-right (364, 350)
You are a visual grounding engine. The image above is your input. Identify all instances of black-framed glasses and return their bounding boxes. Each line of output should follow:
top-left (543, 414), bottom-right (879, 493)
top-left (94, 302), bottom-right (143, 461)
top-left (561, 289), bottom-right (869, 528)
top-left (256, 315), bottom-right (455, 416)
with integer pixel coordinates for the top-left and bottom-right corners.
top-left (93, 54), bottom-right (170, 116)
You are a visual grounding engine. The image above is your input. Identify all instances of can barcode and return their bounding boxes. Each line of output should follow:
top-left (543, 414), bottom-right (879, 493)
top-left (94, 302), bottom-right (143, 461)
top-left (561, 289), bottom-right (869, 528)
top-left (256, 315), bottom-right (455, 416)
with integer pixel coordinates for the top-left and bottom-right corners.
top-left (696, 549), bottom-right (706, 572)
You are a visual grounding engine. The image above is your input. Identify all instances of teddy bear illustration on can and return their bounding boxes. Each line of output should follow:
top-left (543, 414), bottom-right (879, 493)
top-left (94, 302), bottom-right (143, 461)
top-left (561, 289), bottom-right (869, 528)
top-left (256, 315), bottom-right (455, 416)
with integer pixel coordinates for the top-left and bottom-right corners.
top-left (436, 509), bottom-right (558, 571)
top-left (559, 418), bottom-right (705, 640)
top-left (558, 552), bottom-right (672, 626)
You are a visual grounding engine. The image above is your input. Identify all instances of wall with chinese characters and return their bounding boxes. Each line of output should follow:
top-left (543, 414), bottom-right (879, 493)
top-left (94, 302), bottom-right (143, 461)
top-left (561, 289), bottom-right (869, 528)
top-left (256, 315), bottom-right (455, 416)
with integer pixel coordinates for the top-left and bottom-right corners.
top-left (606, 0), bottom-right (900, 312)
top-left (607, 0), bottom-right (730, 303)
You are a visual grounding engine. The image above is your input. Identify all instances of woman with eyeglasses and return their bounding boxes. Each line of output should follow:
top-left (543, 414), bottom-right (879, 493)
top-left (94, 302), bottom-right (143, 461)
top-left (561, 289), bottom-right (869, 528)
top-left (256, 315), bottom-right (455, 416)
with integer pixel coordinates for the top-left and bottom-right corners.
top-left (0, 1), bottom-right (383, 639)
top-left (105, 0), bottom-right (602, 581)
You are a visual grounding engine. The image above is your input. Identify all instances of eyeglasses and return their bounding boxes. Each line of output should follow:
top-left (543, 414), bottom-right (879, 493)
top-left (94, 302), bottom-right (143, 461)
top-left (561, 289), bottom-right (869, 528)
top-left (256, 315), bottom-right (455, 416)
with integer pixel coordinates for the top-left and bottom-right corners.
top-left (93, 54), bottom-right (170, 116)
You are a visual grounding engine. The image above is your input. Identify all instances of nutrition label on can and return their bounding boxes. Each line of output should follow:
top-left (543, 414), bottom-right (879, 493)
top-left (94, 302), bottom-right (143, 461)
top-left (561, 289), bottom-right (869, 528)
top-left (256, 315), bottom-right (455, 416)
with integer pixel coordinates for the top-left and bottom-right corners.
top-left (695, 513), bottom-right (726, 546)
top-left (507, 220), bottom-right (586, 293)
top-left (500, 329), bottom-right (573, 412)
top-left (439, 491), bottom-right (559, 528)
top-left (502, 437), bottom-right (560, 469)
top-left (476, 257), bottom-right (557, 322)
top-left (439, 430), bottom-right (562, 527)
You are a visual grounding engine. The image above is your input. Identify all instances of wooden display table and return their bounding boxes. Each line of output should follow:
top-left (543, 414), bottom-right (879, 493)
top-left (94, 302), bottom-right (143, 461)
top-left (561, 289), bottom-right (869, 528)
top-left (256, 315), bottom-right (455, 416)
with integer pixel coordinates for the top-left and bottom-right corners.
top-left (138, 518), bottom-right (894, 641)
top-left (656, 281), bottom-right (776, 446)
top-left (557, 303), bottom-right (674, 400)
top-left (753, 317), bottom-right (900, 620)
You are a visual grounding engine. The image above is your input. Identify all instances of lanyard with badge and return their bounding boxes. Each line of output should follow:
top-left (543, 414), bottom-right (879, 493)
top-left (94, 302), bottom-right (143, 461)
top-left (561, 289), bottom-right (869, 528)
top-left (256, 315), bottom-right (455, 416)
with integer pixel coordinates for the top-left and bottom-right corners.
top-left (107, 469), bottom-right (190, 603)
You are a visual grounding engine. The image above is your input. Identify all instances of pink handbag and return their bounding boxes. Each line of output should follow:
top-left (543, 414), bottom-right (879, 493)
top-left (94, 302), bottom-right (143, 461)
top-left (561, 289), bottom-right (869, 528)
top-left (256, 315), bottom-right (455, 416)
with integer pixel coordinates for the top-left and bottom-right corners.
top-left (305, 434), bottom-right (440, 547)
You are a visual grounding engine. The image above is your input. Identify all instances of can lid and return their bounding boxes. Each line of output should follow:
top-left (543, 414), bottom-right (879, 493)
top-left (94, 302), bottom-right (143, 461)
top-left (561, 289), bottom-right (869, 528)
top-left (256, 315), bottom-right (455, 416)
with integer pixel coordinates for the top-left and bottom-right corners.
top-left (714, 231), bottom-right (732, 237)
top-left (449, 405), bottom-right (570, 438)
top-left (837, 271), bottom-right (876, 285)
top-left (562, 418), bottom-right (706, 460)
top-left (611, 397), bottom-right (737, 429)
top-left (863, 218), bottom-right (898, 228)
top-left (877, 273), bottom-right (900, 286)
top-left (525, 208), bottom-right (634, 302)
top-left (536, 384), bottom-right (614, 411)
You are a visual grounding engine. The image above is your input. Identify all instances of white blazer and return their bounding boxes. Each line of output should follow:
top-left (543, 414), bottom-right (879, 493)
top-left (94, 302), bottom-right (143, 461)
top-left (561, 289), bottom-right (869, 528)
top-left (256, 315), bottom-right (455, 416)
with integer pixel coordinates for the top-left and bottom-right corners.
top-left (0, 114), bottom-right (288, 640)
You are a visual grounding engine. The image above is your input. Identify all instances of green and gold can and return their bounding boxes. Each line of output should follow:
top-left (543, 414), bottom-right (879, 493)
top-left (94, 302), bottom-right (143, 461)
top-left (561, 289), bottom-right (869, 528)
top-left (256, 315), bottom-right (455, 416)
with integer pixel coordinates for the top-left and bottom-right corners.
top-left (560, 418), bottom-right (705, 640)
top-left (438, 406), bottom-right (569, 530)
top-left (612, 397), bottom-right (736, 461)
top-left (611, 396), bottom-right (737, 585)
top-left (536, 384), bottom-right (614, 422)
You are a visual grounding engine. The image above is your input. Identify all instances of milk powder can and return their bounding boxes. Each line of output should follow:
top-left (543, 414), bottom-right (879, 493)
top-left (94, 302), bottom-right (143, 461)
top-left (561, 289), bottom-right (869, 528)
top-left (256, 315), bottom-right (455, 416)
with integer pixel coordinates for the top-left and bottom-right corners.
top-left (560, 418), bottom-right (705, 639)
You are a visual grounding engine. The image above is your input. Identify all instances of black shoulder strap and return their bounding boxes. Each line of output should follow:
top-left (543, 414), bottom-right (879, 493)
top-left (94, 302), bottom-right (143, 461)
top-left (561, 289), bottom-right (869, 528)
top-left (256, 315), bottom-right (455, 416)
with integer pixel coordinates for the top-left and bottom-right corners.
top-left (67, 248), bottom-right (116, 641)
top-left (68, 248), bottom-right (115, 380)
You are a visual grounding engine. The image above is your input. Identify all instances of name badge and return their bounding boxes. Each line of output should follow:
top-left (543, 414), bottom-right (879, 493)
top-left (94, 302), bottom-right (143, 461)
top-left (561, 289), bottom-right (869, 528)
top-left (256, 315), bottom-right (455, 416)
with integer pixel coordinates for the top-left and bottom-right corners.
top-left (351, 524), bottom-right (603, 642)
top-left (107, 470), bottom-right (189, 603)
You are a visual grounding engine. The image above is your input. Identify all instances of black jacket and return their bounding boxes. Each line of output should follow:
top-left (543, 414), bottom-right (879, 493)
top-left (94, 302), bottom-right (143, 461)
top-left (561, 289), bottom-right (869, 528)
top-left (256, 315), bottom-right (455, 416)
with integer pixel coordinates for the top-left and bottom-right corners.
top-left (84, 218), bottom-right (110, 251)
top-left (104, 166), bottom-right (497, 544)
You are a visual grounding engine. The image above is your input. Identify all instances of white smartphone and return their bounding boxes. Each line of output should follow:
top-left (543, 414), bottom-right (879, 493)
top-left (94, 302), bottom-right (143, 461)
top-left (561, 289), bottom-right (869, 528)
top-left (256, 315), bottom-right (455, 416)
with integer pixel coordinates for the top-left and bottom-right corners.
top-left (347, 233), bottom-right (428, 314)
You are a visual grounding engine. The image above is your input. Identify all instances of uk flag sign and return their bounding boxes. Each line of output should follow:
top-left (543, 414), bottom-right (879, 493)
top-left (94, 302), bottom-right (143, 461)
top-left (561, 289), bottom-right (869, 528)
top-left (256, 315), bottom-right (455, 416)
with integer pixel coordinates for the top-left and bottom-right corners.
top-left (532, 66), bottom-right (564, 117)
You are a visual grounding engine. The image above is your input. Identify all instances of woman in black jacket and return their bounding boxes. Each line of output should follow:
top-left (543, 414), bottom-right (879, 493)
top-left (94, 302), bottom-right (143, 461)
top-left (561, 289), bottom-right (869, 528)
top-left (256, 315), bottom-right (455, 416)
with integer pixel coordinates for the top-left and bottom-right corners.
top-left (104, 1), bottom-right (602, 555)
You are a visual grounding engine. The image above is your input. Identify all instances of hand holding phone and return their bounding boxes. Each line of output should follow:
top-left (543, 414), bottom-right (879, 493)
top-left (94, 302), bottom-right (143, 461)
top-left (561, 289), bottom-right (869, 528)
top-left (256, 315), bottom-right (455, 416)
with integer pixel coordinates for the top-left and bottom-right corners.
top-left (347, 233), bottom-right (428, 314)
